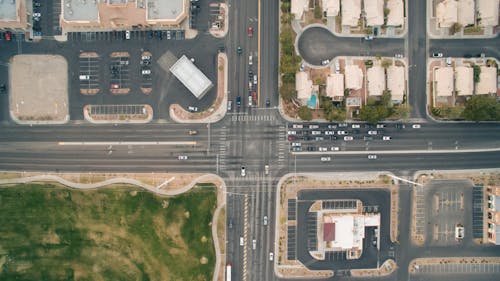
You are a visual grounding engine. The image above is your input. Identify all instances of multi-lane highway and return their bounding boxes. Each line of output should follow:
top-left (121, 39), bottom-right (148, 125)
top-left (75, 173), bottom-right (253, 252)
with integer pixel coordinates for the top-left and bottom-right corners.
top-left (0, 1), bottom-right (499, 281)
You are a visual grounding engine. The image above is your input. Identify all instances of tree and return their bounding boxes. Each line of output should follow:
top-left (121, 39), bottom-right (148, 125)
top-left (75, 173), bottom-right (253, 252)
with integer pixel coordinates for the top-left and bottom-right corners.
top-left (381, 59), bottom-right (393, 69)
top-left (462, 95), bottom-right (500, 121)
top-left (279, 82), bottom-right (296, 102)
top-left (450, 22), bottom-right (463, 34)
top-left (473, 64), bottom-right (481, 83)
top-left (381, 90), bottom-right (392, 107)
top-left (298, 106), bottom-right (313, 121)
top-left (314, 5), bottom-right (322, 19)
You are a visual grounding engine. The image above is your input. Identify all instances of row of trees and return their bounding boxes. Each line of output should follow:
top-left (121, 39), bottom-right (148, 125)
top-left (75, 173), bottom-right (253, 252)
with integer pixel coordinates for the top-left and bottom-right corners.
top-left (279, 0), bottom-right (301, 102)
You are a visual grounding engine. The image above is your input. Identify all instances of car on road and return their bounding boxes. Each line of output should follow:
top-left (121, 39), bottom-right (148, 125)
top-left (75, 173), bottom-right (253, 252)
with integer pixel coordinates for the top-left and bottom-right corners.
top-left (264, 165), bottom-right (269, 175)
top-left (253, 75), bottom-right (257, 85)
top-left (269, 252), bottom-right (274, 261)
top-left (263, 215), bottom-right (268, 225)
top-left (248, 27), bottom-right (253, 37)
top-left (266, 98), bottom-right (270, 107)
top-left (33, 12), bottom-right (41, 18)
top-left (228, 100), bottom-right (232, 111)
top-left (248, 95), bottom-right (252, 107)
top-left (382, 136), bottom-right (391, 141)
top-left (237, 46), bottom-right (242, 55)
top-left (241, 166), bottom-right (246, 177)
top-left (368, 130), bottom-right (378, 135)
top-left (344, 136), bottom-right (353, 141)
top-left (188, 130), bottom-right (198, 135)
top-left (178, 155), bottom-right (188, 160)
top-left (320, 157), bottom-right (331, 162)
top-left (249, 55), bottom-right (253, 65)
top-left (237, 96), bottom-right (241, 107)
top-left (240, 237), bottom-right (244, 246)
top-left (337, 131), bottom-right (347, 135)
top-left (252, 239), bottom-right (256, 250)
top-left (368, 154), bottom-right (377, 160)
top-left (321, 59), bottom-right (330, 65)
top-left (432, 52), bottom-right (443, 58)
top-left (318, 147), bottom-right (327, 152)
top-left (188, 106), bottom-right (198, 112)
top-left (412, 124), bottom-right (421, 129)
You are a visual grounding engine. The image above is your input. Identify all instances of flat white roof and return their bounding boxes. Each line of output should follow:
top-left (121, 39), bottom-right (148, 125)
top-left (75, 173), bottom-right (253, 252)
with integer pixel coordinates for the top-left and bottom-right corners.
top-left (435, 67), bottom-right (454, 97)
top-left (365, 0), bottom-right (384, 26)
top-left (436, 0), bottom-right (458, 28)
top-left (387, 65), bottom-right (405, 100)
top-left (326, 73), bottom-right (345, 97)
top-left (170, 55), bottom-right (213, 99)
top-left (147, 0), bottom-right (185, 21)
top-left (478, 0), bottom-right (499, 27)
top-left (296, 71), bottom-right (313, 100)
top-left (386, 0), bottom-right (404, 26)
top-left (291, 0), bottom-right (309, 20)
top-left (62, 0), bottom-right (99, 22)
top-left (322, 0), bottom-right (340, 17)
top-left (345, 64), bottom-right (363, 90)
top-left (341, 0), bottom-right (361, 26)
top-left (455, 66), bottom-right (473, 96)
top-left (0, 0), bottom-right (17, 21)
top-left (367, 66), bottom-right (385, 96)
top-left (477, 66), bottom-right (497, 95)
top-left (457, 0), bottom-right (475, 26)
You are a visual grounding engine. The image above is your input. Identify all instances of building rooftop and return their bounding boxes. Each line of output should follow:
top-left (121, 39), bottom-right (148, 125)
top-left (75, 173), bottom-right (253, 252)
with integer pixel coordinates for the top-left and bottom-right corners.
top-left (291, 0), bottom-right (308, 20)
top-left (169, 55), bottom-right (213, 99)
top-left (436, 0), bottom-right (458, 28)
top-left (63, 0), bottom-right (99, 22)
top-left (0, 0), bottom-right (28, 30)
top-left (296, 71), bottom-right (313, 101)
top-left (365, 0), bottom-right (384, 26)
top-left (322, 0), bottom-right (340, 17)
top-left (387, 65), bottom-right (405, 101)
top-left (341, 0), bottom-right (361, 27)
top-left (0, 0), bottom-right (17, 21)
top-left (367, 66), bottom-right (385, 96)
top-left (345, 64), bottom-right (363, 90)
top-left (147, 0), bottom-right (185, 21)
top-left (323, 222), bottom-right (335, 241)
top-left (435, 67), bottom-right (454, 97)
top-left (386, 0), bottom-right (404, 26)
top-left (326, 73), bottom-right (345, 98)
top-left (477, 66), bottom-right (497, 95)
top-left (455, 66), bottom-right (473, 96)
top-left (477, 0), bottom-right (499, 27)
top-left (457, 0), bottom-right (475, 26)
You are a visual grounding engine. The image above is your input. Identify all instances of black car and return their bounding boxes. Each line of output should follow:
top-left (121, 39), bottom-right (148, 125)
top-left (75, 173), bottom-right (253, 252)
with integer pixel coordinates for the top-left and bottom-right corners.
top-left (236, 96), bottom-right (241, 107)
top-left (266, 98), bottom-right (270, 107)
top-left (307, 146), bottom-right (316, 151)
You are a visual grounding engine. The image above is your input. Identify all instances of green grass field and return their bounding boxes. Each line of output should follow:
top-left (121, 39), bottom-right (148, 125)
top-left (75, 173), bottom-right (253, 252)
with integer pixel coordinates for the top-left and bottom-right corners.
top-left (0, 183), bottom-right (216, 281)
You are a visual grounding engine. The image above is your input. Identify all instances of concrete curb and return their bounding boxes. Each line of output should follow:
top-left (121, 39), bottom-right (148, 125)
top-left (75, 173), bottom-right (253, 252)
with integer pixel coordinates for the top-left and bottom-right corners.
top-left (83, 104), bottom-right (154, 124)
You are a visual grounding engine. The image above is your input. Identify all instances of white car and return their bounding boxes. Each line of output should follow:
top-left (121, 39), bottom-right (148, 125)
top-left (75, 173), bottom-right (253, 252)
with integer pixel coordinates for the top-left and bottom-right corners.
top-left (292, 124), bottom-right (303, 129)
top-left (412, 124), bottom-right (421, 129)
top-left (324, 131), bottom-right (335, 135)
top-left (321, 59), bottom-right (330, 65)
top-left (241, 166), bottom-right (246, 177)
top-left (382, 136), bottom-right (391, 141)
top-left (344, 136), bottom-right (353, 141)
top-left (318, 147), bottom-right (327, 152)
top-left (79, 75), bottom-right (90, 80)
top-left (311, 131), bottom-right (321, 135)
top-left (287, 131), bottom-right (297, 135)
top-left (309, 124), bottom-right (319, 129)
top-left (338, 123), bottom-right (348, 127)
top-left (141, 69), bottom-right (151, 75)
top-left (337, 131), bottom-right (347, 135)
top-left (395, 54), bottom-right (403, 58)
top-left (249, 55), bottom-right (253, 65)
top-left (178, 155), bottom-right (188, 160)
top-left (252, 239), bottom-right (257, 250)
top-left (368, 130), bottom-right (378, 135)
top-left (125, 30), bottom-right (131, 39)
top-left (376, 124), bottom-right (385, 128)
top-left (320, 157), bottom-right (331, 162)
top-left (240, 237), bottom-right (244, 246)
top-left (269, 252), bottom-right (274, 261)
top-left (264, 165), bottom-right (269, 175)
top-left (263, 216), bottom-right (268, 226)
top-left (352, 124), bottom-right (360, 128)
top-left (368, 155), bottom-right (377, 160)
top-left (291, 142), bottom-right (301, 147)
top-left (188, 106), bottom-right (198, 112)
top-left (330, 147), bottom-right (339, 151)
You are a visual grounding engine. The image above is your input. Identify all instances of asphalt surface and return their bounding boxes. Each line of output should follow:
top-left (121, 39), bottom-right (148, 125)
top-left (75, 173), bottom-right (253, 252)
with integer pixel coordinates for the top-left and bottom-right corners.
top-left (0, 1), bottom-right (499, 281)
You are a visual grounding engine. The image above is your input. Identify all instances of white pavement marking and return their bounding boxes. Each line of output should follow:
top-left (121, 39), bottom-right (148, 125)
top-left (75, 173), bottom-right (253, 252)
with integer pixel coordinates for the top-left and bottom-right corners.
top-left (58, 141), bottom-right (197, 146)
top-left (243, 194), bottom-right (249, 281)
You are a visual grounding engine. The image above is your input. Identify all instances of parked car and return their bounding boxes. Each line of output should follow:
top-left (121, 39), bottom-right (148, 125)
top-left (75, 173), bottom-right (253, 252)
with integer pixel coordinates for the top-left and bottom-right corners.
top-left (412, 124), bottom-right (421, 129)
top-left (321, 59), bottom-right (330, 65)
top-left (343, 136), bottom-right (353, 141)
top-left (188, 106), bottom-right (198, 112)
top-left (125, 30), bottom-right (130, 39)
top-left (364, 35), bottom-right (374, 40)
top-left (432, 52), bottom-right (443, 58)
top-left (337, 131), bottom-right (347, 135)
top-left (368, 130), bottom-right (378, 135)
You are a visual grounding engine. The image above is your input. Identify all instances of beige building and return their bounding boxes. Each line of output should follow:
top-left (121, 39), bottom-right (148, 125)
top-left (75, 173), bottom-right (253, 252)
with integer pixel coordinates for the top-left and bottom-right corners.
top-left (296, 71), bottom-right (313, 104)
top-left (341, 0), bottom-right (361, 27)
top-left (457, 0), bottom-right (475, 26)
top-left (476, 66), bottom-right (497, 95)
top-left (486, 186), bottom-right (500, 245)
top-left (345, 64), bottom-right (363, 90)
top-left (61, 0), bottom-right (188, 32)
top-left (0, 0), bottom-right (28, 31)
top-left (436, 0), bottom-right (458, 28)
top-left (454, 66), bottom-right (473, 96)
top-left (322, 0), bottom-right (340, 17)
top-left (477, 0), bottom-right (499, 27)
top-left (326, 73), bottom-right (345, 100)
top-left (386, 0), bottom-right (405, 26)
top-left (435, 67), bottom-right (454, 97)
top-left (387, 65), bottom-right (405, 101)
top-left (291, 0), bottom-right (309, 20)
top-left (364, 0), bottom-right (384, 26)
top-left (367, 66), bottom-right (385, 96)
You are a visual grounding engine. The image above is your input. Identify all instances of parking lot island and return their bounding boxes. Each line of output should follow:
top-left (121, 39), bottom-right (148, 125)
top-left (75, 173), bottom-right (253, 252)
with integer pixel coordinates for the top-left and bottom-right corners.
top-left (170, 53), bottom-right (228, 123)
top-left (9, 54), bottom-right (69, 124)
top-left (83, 104), bottom-right (153, 124)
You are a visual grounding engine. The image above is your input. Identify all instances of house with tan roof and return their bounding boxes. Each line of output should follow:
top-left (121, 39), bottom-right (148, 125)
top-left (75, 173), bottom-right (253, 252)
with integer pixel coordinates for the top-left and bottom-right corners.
top-left (457, 0), bottom-right (475, 26)
top-left (367, 66), bottom-right (385, 96)
top-left (387, 65), bottom-right (405, 101)
top-left (296, 71), bottom-right (313, 104)
top-left (292, 0), bottom-right (309, 20)
top-left (345, 64), bottom-right (363, 90)
top-left (435, 67), bottom-right (454, 97)
top-left (454, 66), bottom-right (473, 96)
top-left (476, 66), bottom-right (497, 95)
top-left (61, 0), bottom-right (188, 32)
top-left (477, 0), bottom-right (499, 27)
top-left (322, 0), bottom-right (340, 17)
top-left (341, 0), bottom-right (361, 27)
top-left (364, 0), bottom-right (384, 26)
top-left (0, 0), bottom-right (28, 31)
top-left (326, 73), bottom-right (345, 100)
top-left (436, 0), bottom-right (458, 28)
top-left (386, 0), bottom-right (405, 26)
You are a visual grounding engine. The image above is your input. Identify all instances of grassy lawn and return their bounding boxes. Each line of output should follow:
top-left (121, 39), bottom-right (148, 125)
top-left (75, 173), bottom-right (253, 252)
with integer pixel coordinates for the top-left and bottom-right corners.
top-left (0, 183), bottom-right (216, 281)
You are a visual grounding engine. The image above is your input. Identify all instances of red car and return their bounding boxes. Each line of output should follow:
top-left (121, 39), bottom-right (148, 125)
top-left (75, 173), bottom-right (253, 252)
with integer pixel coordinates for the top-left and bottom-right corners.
top-left (111, 84), bottom-right (119, 89)
top-left (4, 31), bottom-right (12, 41)
top-left (247, 27), bottom-right (253, 37)
top-left (252, 91), bottom-right (257, 102)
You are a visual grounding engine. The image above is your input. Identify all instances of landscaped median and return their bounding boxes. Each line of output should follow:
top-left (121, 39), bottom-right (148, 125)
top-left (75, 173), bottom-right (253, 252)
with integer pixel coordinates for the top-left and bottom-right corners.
top-left (0, 171), bottom-right (227, 281)
top-left (169, 52), bottom-right (228, 123)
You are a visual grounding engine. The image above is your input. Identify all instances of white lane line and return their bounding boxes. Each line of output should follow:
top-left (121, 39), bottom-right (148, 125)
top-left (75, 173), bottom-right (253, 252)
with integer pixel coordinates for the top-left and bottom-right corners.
top-left (58, 141), bottom-right (197, 146)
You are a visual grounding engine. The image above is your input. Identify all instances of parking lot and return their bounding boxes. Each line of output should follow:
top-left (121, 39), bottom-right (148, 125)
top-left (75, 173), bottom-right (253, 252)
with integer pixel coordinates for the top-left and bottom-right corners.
top-left (78, 53), bottom-right (100, 95)
top-left (109, 52), bottom-right (130, 94)
top-left (67, 30), bottom-right (185, 42)
top-left (413, 262), bottom-right (500, 275)
top-left (88, 104), bottom-right (147, 116)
